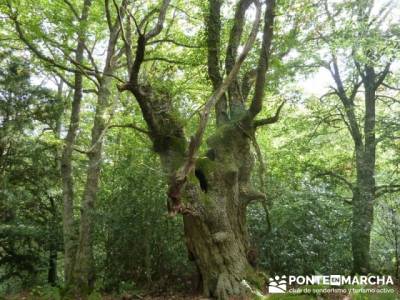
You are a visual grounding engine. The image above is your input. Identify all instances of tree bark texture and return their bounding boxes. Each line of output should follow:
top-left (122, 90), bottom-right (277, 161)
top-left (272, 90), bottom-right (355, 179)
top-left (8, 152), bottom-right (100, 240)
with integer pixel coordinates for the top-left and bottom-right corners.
top-left (72, 2), bottom-right (127, 291)
top-left (60, 0), bottom-right (91, 284)
top-left (119, 0), bottom-right (276, 298)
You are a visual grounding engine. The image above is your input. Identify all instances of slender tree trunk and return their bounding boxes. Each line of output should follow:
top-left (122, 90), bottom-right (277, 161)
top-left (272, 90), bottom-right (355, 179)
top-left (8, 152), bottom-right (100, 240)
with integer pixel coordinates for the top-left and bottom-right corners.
top-left (352, 152), bottom-right (375, 274)
top-left (73, 76), bottom-right (112, 292)
top-left (60, 59), bottom-right (83, 285)
top-left (46, 81), bottom-right (63, 287)
top-left (60, 0), bottom-right (91, 284)
top-left (352, 75), bottom-right (376, 274)
top-left (71, 2), bottom-right (126, 292)
top-left (48, 196), bottom-right (59, 286)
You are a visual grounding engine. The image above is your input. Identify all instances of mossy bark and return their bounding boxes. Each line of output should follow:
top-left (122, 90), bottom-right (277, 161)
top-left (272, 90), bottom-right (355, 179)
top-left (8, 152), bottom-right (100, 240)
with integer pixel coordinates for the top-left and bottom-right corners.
top-left (120, 1), bottom-right (276, 297)
top-left (352, 150), bottom-right (375, 274)
top-left (60, 0), bottom-right (92, 284)
top-left (70, 8), bottom-right (125, 293)
top-left (158, 122), bottom-right (259, 299)
top-left (72, 77), bottom-right (111, 293)
top-left (351, 78), bottom-right (376, 275)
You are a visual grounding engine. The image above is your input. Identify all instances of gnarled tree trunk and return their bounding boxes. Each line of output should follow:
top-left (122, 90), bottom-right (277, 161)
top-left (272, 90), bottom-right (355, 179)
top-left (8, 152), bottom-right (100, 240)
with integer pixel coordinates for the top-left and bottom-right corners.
top-left (182, 130), bottom-right (256, 298)
top-left (158, 123), bottom-right (258, 298)
top-left (118, 0), bottom-right (277, 298)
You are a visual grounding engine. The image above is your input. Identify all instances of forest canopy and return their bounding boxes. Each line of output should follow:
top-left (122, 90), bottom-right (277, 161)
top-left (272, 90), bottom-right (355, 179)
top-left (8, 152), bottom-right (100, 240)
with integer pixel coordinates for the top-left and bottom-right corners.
top-left (0, 0), bottom-right (399, 299)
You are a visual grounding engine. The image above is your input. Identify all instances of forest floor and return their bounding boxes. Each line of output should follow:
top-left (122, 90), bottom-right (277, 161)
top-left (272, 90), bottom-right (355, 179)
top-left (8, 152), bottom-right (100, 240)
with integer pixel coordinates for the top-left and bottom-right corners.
top-left (3, 290), bottom-right (400, 300)
top-left (2, 284), bottom-right (400, 300)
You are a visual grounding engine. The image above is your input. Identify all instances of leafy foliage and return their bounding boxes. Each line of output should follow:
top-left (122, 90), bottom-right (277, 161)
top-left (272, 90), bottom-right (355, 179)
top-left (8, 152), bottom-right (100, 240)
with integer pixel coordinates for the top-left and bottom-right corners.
top-left (0, 0), bottom-right (399, 298)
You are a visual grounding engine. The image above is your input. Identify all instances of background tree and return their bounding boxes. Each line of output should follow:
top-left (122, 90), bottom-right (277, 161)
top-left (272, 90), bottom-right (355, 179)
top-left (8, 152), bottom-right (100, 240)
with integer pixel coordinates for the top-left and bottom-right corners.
top-left (306, 0), bottom-right (400, 274)
top-left (0, 53), bottom-right (63, 291)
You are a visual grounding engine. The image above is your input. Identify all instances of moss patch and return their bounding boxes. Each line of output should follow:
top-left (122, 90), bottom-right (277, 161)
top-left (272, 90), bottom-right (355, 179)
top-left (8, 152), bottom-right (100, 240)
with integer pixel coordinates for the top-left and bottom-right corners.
top-left (245, 267), bottom-right (266, 291)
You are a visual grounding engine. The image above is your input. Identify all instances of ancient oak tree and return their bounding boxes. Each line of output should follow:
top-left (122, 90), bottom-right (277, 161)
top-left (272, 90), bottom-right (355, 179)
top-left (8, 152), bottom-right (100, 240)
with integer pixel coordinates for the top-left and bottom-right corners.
top-left (118, 0), bottom-right (278, 298)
